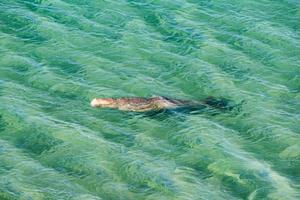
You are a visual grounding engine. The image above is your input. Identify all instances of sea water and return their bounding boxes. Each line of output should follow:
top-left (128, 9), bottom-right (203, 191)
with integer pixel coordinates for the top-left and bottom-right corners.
top-left (0, 0), bottom-right (299, 199)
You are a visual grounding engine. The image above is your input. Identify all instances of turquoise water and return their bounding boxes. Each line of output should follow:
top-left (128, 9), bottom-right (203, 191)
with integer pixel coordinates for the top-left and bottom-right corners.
top-left (0, 0), bottom-right (299, 199)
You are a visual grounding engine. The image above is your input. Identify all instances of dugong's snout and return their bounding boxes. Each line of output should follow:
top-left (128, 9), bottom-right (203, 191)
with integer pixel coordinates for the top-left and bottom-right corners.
top-left (90, 98), bottom-right (115, 108)
top-left (90, 98), bottom-right (99, 107)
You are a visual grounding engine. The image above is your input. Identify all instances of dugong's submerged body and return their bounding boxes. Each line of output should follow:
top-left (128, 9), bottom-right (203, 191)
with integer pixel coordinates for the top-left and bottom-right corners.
top-left (90, 96), bottom-right (231, 112)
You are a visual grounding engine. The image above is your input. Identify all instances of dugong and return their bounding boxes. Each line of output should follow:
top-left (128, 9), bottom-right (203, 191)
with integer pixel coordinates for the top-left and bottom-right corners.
top-left (90, 96), bottom-right (230, 112)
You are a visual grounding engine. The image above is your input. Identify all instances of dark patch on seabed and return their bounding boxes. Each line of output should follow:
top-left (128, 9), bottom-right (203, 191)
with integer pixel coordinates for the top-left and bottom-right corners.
top-left (0, 10), bottom-right (47, 44)
top-left (0, 115), bottom-right (7, 132)
top-left (128, 0), bottom-right (203, 55)
top-left (0, 190), bottom-right (18, 200)
top-left (14, 126), bottom-right (63, 155)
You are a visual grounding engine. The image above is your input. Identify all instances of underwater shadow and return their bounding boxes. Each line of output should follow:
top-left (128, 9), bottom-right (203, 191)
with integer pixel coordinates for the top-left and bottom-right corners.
top-left (132, 97), bottom-right (245, 121)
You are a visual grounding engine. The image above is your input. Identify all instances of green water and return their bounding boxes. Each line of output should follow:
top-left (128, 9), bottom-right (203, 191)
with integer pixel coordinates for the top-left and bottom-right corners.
top-left (0, 0), bottom-right (299, 199)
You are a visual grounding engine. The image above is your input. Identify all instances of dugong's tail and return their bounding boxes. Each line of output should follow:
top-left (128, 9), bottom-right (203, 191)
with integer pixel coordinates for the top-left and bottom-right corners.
top-left (202, 96), bottom-right (234, 111)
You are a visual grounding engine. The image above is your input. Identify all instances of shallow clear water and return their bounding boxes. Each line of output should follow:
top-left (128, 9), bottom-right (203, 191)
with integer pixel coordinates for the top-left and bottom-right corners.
top-left (0, 0), bottom-right (299, 199)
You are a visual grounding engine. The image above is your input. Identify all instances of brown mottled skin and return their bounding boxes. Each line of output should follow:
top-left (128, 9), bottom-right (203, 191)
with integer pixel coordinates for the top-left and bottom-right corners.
top-left (90, 96), bottom-right (229, 112)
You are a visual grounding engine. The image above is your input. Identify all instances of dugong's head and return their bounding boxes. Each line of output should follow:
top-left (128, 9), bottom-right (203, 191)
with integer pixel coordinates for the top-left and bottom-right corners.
top-left (90, 98), bottom-right (117, 108)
